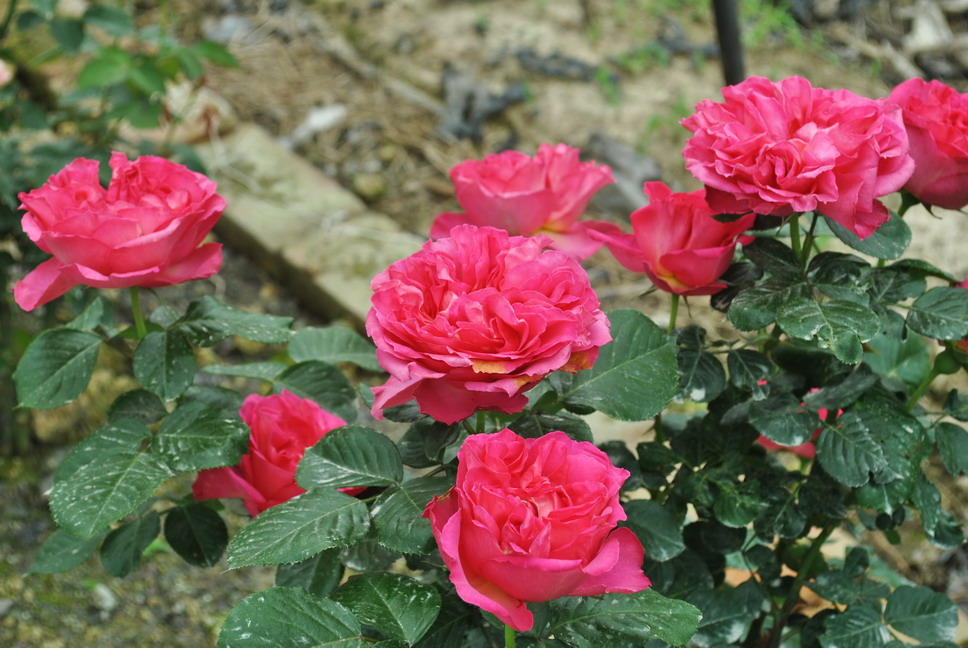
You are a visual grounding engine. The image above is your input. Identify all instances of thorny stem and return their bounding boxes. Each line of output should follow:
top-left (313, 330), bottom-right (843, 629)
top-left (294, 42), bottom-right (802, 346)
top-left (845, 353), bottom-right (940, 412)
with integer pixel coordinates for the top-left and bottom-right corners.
top-left (130, 287), bottom-right (148, 339)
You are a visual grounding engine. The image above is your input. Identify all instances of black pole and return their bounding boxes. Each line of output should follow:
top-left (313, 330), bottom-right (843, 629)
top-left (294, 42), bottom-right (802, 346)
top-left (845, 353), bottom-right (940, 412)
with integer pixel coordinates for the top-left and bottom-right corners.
top-left (712, 0), bottom-right (745, 86)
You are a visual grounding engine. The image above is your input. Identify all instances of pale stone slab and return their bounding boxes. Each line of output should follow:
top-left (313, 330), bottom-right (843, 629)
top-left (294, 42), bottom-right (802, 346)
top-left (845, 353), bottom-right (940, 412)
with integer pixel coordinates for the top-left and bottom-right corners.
top-left (195, 123), bottom-right (423, 325)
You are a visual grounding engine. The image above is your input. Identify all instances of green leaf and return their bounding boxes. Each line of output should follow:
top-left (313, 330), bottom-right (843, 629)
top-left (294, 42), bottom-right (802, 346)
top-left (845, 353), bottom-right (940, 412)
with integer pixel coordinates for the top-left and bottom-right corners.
top-left (340, 541), bottom-right (400, 572)
top-left (777, 298), bottom-right (880, 364)
top-left (289, 326), bottom-right (381, 371)
top-left (50, 16), bottom-right (85, 51)
top-left (179, 295), bottom-right (293, 346)
top-left (50, 445), bottom-right (173, 539)
top-left (621, 500), bottom-right (685, 562)
top-left (816, 412), bottom-right (888, 487)
top-left (275, 549), bottom-right (344, 597)
top-left (714, 480), bottom-right (768, 528)
top-left (677, 327), bottom-right (725, 403)
top-left (727, 349), bottom-right (771, 396)
top-left (129, 60), bottom-right (168, 95)
top-left (296, 426), bottom-right (403, 490)
top-left (802, 364), bottom-right (878, 411)
top-left (164, 503), bottom-right (228, 568)
top-left (538, 588), bottom-right (702, 647)
top-left (77, 48), bottom-right (132, 89)
top-left (175, 47), bottom-right (204, 80)
top-left (912, 477), bottom-right (965, 547)
top-left (202, 362), bottom-right (286, 380)
top-left (153, 402), bottom-right (248, 471)
top-left (332, 573), bottom-right (441, 645)
top-left (742, 237), bottom-right (801, 275)
top-left (891, 259), bottom-right (957, 283)
top-left (935, 422), bottom-right (968, 477)
top-left (560, 310), bottom-right (678, 421)
top-left (133, 330), bottom-right (195, 400)
top-left (217, 587), bottom-right (363, 648)
top-left (66, 297), bottom-right (105, 331)
top-left (884, 585), bottom-right (957, 642)
top-left (14, 328), bottom-right (101, 409)
top-left (28, 529), bottom-right (104, 574)
top-left (54, 419), bottom-right (152, 482)
top-left (191, 40), bottom-right (241, 67)
top-left (728, 275), bottom-right (810, 331)
top-left (371, 477), bottom-right (452, 554)
top-left (867, 267), bottom-right (925, 303)
top-left (906, 287), bottom-right (968, 340)
top-left (227, 490), bottom-right (370, 567)
top-left (864, 320), bottom-right (931, 389)
top-left (687, 587), bottom-right (759, 646)
top-left (272, 361), bottom-right (358, 423)
top-left (820, 605), bottom-right (890, 648)
top-left (748, 392), bottom-right (819, 446)
top-left (414, 591), bottom-right (475, 648)
top-left (825, 212), bottom-right (911, 260)
top-left (100, 512), bottom-right (161, 577)
top-left (509, 411), bottom-right (593, 443)
top-left (107, 389), bottom-right (168, 425)
top-left (83, 5), bottom-right (133, 36)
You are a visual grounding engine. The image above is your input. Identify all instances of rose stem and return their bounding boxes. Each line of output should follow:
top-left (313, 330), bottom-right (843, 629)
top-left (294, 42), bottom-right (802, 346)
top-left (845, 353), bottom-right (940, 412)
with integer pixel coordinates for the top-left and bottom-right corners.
top-left (799, 212), bottom-right (819, 268)
top-left (905, 364), bottom-right (941, 411)
top-left (667, 294), bottom-right (680, 334)
top-left (504, 624), bottom-right (516, 648)
top-left (130, 287), bottom-right (148, 340)
top-left (788, 214), bottom-right (802, 261)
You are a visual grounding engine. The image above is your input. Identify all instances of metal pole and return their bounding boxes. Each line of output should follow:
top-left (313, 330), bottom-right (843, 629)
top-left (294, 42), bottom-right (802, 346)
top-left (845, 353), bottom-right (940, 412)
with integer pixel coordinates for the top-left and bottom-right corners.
top-left (712, 0), bottom-right (745, 86)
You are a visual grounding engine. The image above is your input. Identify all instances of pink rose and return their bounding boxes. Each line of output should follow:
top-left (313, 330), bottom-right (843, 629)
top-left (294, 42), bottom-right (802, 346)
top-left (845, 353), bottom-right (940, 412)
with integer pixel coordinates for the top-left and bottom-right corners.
top-left (424, 429), bottom-right (651, 631)
top-left (193, 391), bottom-right (351, 516)
top-left (681, 76), bottom-right (914, 239)
top-left (888, 78), bottom-right (968, 210)
top-left (14, 152), bottom-right (225, 311)
top-left (367, 225), bottom-right (610, 424)
top-left (592, 181), bottom-right (755, 296)
top-left (429, 143), bottom-right (615, 260)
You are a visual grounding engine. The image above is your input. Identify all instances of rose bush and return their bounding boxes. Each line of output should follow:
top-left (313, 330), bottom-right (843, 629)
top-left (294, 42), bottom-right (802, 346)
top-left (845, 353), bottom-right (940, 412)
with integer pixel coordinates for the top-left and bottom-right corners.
top-left (681, 75), bottom-right (914, 239)
top-left (423, 429), bottom-right (651, 631)
top-left (888, 78), bottom-right (968, 210)
top-left (367, 224), bottom-right (611, 423)
top-left (429, 143), bottom-right (614, 260)
top-left (592, 181), bottom-right (755, 296)
top-left (193, 390), bottom-right (349, 515)
top-left (14, 152), bottom-right (225, 311)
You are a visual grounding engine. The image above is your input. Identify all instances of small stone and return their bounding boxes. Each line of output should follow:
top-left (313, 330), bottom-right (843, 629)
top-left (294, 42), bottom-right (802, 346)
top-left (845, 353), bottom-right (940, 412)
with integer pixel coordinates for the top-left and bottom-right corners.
top-left (352, 173), bottom-right (387, 202)
top-left (92, 584), bottom-right (118, 613)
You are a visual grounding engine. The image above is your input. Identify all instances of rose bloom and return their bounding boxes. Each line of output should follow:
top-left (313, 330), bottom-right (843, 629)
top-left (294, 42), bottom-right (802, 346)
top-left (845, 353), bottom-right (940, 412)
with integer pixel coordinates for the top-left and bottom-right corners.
top-left (14, 152), bottom-right (225, 311)
top-left (681, 76), bottom-right (914, 239)
top-left (429, 143), bottom-right (615, 260)
top-left (424, 429), bottom-right (651, 631)
top-left (193, 391), bottom-right (352, 516)
top-left (592, 181), bottom-right (755, 296)
top-left (367, 224), bottom-right (610, 424)
top-left (888, 78), bottom-right (968, 210)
